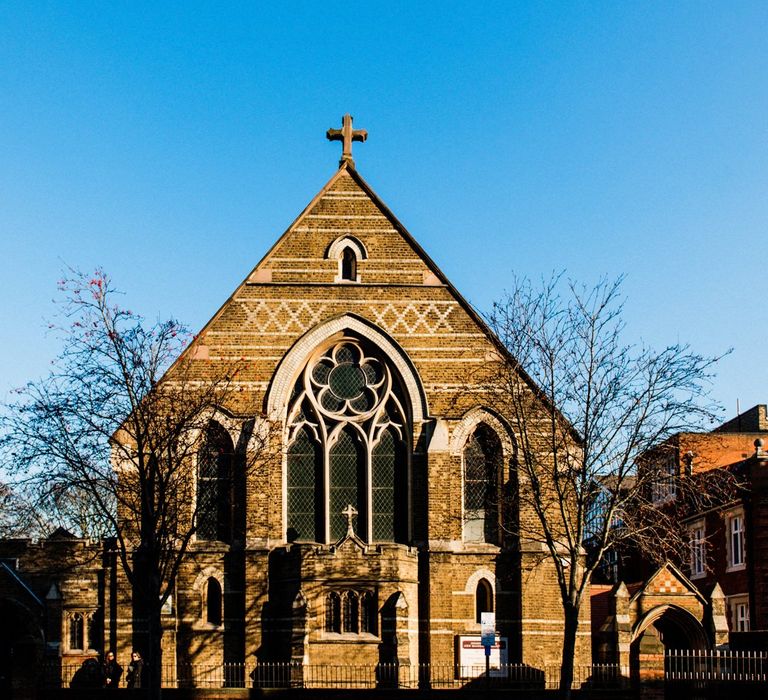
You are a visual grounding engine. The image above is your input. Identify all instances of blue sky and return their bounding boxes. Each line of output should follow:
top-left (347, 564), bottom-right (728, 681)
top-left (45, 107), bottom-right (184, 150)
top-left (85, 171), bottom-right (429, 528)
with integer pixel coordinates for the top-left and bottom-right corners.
top-left (1, 2), bottom-right (766, 422)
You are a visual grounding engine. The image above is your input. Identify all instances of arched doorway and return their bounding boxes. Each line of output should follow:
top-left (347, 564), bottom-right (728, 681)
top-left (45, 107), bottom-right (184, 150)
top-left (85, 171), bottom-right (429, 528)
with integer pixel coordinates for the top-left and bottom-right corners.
top-left (0, 598), bottom-right (46, 700)
top-left (630, 605), bottom-right (708, 685)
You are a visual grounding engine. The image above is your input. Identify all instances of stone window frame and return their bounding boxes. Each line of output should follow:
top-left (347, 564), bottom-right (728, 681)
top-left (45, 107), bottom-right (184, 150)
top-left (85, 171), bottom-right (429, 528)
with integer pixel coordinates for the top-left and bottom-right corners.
top-left (193, 568), bottom-right (225, 630)
top-left (450, 408), bottom-right (515, 547)
top-left (323, 588), bottom-right (377, 637)
top-left (65, 609), bottom-right (98, 653)
top-left (688, 518), bottom-right (706, 579)
top-left (326, 235), bottom-right (367, 284)
top-left (725, 507), bottom-right (746, 572)
top-left (284, 335), bottom-right (412, 544)
top-left (458, 568), bottom-right (498, 627)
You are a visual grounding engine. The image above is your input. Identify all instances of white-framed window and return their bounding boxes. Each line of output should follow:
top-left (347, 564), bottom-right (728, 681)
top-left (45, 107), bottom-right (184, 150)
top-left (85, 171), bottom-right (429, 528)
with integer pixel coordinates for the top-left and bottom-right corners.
top-left (688, 520), bottom-right (706, 578)
top-left (729, 596), bottom-right (750, 632)
top-left (651, 452), bottom-right (677, 503)
top-left (727, 510), bottom-right (745, 570)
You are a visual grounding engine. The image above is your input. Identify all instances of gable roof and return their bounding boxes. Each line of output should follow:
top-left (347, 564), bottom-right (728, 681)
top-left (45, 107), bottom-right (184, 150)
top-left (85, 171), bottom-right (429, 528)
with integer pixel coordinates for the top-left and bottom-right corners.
top-left (629, 562), bottom-right (707, 606)
top-left (166, 161), bottom-right (578, 437)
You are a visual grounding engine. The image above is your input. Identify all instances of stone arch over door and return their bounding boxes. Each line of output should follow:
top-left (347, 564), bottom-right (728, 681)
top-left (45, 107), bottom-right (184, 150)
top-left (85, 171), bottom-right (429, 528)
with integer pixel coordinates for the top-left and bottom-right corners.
top-left (630, 604), bottom-right (709, 684)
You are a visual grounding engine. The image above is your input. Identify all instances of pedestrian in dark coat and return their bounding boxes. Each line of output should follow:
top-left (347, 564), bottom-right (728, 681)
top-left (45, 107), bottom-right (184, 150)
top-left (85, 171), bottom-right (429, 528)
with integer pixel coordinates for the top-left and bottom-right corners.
top-left (126, 651), bottom-right (144, 689)
top-left (102, 651), bottom-right (122, 689)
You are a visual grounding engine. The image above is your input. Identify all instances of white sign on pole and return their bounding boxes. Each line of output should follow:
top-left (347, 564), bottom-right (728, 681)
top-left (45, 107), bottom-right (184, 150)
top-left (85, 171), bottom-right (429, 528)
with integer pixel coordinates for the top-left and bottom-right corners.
top-left (480, 612), bottom-right (495, 647)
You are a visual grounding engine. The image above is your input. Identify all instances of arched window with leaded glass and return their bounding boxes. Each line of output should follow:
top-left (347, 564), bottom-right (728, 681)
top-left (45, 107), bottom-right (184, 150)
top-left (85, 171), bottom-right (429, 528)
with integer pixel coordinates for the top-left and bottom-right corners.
top-left (197, 421), bottom-right (234, 542)
top-left (287, 427), bottom-right (321, 542)
top-left (372, 427), bottom-right (407, 542)
top-left (285, 335), bottom-right (411, 545)
top-left (463, 424), bottom-right (502, 544)
top-left (329, 427), bottom-right (366, 541)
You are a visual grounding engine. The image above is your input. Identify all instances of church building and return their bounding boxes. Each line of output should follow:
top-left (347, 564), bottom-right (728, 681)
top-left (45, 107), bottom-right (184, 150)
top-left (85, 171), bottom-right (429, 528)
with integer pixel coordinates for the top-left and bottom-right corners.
top-left (2, 116), bottom-right (592, 690)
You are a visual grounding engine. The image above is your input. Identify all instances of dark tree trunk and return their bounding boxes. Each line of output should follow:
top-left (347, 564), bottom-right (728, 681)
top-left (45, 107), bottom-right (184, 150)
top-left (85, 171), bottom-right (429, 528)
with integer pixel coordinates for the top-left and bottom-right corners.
top-left (559, 600), bottom-right (580, 698)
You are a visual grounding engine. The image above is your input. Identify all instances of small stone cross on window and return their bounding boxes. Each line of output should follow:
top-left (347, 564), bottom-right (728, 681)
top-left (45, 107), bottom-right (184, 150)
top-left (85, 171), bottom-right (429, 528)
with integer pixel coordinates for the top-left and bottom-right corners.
top-left (342, 504), bottom-right (358, 537)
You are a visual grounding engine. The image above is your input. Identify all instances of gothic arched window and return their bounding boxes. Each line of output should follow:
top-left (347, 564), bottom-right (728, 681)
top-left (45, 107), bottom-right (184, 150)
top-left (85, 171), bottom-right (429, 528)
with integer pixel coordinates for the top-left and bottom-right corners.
top-left (372, 428), bottom-right (407, 542)
top-left (287, 427), bottom-right (321, 542)
top-left (475, 578), bottom-right (494, 623)
top-left (463, 424), bottom-right (502, 544)
top-left (326, 591), bottom-right (341, 633)
top-left (69, 612), bottom-right (84, 651)
top-left (330, 428), bottom-right (365, 541)
top-left (197, 421), bottom-right (234, 542)
top-left (343, 590), bottom-right (359, 633)
top-left (341, 246), bottom-right (357, 281)
top-left (285, 337), bottom-right (410, 544)
top-left (206, 577), bottom-right (222, 626)
top-left (360, 591), bottom-right (375, 634)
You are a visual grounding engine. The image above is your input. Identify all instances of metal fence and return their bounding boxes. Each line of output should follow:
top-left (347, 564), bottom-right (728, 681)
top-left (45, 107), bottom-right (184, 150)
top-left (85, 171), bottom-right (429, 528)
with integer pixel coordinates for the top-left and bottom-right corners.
top-left (48, 661), bottom-right (627, 690)
top-left (666, 649), bottom-right (768, 683)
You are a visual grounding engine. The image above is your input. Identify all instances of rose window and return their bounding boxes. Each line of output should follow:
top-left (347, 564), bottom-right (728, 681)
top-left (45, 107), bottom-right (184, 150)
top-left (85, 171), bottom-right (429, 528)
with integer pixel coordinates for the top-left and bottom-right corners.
top-left (308, 343), bottom-right (386, 417)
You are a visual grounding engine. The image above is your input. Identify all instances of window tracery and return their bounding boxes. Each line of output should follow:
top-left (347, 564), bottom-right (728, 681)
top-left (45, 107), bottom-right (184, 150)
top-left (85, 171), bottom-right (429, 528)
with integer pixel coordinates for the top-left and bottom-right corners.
top-left (286, 337), bottom-right (410, 544)
top-left (325, 589), bottom-right (376, 635)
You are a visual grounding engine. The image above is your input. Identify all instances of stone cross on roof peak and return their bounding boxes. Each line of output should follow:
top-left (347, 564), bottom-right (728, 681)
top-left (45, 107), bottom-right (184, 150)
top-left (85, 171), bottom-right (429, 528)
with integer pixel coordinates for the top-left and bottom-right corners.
top-left (342, 503), bottom-right (358, 536)
top-left (327, 114), bottom-right (367, 168)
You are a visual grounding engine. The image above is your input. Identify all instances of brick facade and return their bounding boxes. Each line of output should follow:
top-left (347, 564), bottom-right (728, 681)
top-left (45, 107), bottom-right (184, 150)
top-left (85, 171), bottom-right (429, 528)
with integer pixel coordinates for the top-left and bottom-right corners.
top-left (1, 161), bottom-right (590, 687)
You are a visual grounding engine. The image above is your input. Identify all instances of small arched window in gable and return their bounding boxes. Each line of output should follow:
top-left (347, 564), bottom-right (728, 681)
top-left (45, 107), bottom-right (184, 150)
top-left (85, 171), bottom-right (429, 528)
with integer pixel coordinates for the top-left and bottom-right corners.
top-left (326, 235), bottom-right (366, 283)
top-left (341, 246), bottom-right (357, 281)
top-left (206, 577), bottom-right (223, 626)
top-left (475, 578), bottom-right (493, 623)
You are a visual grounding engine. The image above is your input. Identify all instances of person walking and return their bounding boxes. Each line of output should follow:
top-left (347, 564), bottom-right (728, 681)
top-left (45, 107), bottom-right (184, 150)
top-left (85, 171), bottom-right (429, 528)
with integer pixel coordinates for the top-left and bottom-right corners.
top-left (102, 651), bottom-right (122, 689)
top-left (126, 651), bottom-right (144, 689)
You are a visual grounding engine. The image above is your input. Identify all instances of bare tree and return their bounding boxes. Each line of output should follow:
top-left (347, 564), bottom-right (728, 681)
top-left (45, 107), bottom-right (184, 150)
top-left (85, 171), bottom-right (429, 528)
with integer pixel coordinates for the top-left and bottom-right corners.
top-left (0, 269), bottom-right (268, 695)
top-left (484, 274), bottom-right (728, 694)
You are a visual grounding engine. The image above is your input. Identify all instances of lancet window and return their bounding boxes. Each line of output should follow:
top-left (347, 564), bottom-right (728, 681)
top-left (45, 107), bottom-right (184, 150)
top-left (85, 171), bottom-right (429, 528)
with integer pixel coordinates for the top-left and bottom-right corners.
top-left (325, 589), bottom-right (376, 635)
top-left (206, 577), bottom-right (223, 626)
top-left (286, 337), bottom-right (410, 544)
top-left (475, 578), bottom-right (494, 623)
top-left (197, 421), bottom-right (234, 542)
top-left (463, 424), bottom-right (502, 544)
